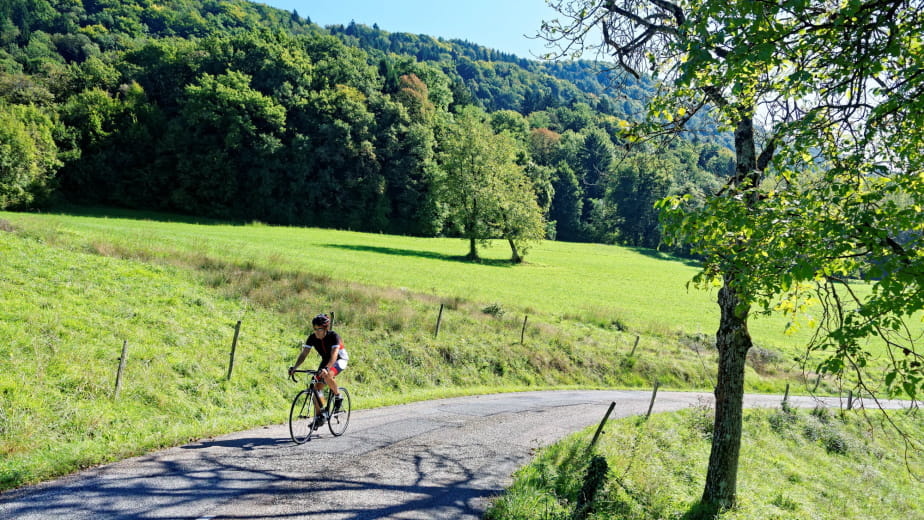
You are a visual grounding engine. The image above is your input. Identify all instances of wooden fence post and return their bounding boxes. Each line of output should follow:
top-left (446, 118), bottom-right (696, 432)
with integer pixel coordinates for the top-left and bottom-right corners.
top-left (435, 303), bottom-right (444, 337)
top-left (114, 340), bottom-right (128, 398)
top-left (520, 315), bottom-right (528, 345)
top-left (646, 380), bottom-right (660, 419)
top-left (782, 383), bottom-right (790, 407)
top-left (629, 335), bottom-right (640, 356)
top-left (227, 320), bottom-right (241, 381)
top-left (847, 390), bottom-right (854, 410)
top-left (587, 402), bottom-right (616, 454)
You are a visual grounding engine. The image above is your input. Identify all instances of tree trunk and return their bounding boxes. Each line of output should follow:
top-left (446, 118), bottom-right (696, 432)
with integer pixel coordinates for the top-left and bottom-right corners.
top-left (466, 196), bottom-right (480, 261)
top-left (468, 236), bottom-right (478, 260)
top-left (508, 238), bottom-right (521, 263)
top-left (698, 114), bottom-right (759, 516)
top-left (700, 278), bottom-right (752, 513)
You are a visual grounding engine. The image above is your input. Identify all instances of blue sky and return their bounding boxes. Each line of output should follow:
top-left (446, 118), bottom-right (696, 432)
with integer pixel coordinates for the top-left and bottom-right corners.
top-left (260, 0), bottom-right (560, 59)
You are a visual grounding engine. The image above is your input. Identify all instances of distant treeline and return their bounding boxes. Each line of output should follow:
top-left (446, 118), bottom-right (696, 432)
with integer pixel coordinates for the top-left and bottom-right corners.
top-left (0, 0), bottom-right (734, 247)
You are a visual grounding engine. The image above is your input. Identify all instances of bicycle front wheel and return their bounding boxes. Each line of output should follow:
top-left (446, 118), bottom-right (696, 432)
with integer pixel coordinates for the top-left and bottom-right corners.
top-left (327, 387), bottom-right (351, 436)
top-left (289, 390), bottom-right (318, 444)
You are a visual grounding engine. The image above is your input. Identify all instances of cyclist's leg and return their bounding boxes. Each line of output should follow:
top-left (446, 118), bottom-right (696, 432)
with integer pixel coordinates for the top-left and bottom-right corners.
top-left (324, 372), bottom-right (340, 396)
top-left (322, 359), bottom-right (347, 397)
top-left (325, 362), bottom-right (350, 436)
top-left (312, 379), bottom-right (326, 413)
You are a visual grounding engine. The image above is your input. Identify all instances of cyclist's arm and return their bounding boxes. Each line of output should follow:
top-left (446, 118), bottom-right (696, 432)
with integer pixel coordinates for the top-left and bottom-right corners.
top-left (290, 344), bottom-right (312, 371)
top-left (321, 333), bottom-right (344, 372)
top-left (325, 344), bottom-right (340, 371)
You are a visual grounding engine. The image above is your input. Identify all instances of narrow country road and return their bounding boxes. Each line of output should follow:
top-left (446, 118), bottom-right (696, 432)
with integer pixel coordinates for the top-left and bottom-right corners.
top-left (0, 390), bottom-right (904, 519)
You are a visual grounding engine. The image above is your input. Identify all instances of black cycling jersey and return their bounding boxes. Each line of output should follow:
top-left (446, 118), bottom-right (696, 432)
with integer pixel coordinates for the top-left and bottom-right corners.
top-left (303, 330), bottom-right (347, 366)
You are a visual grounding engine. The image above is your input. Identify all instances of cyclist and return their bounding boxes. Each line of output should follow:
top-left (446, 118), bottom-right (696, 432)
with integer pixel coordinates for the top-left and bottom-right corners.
top-left (288, 313), bottom-right (348, 427)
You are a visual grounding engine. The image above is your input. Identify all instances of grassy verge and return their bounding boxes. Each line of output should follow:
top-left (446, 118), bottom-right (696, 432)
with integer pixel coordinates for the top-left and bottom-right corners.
top-left (0, 209), bottom-right (849, 491)
top-left (487, 405), bottom-right (924, 520)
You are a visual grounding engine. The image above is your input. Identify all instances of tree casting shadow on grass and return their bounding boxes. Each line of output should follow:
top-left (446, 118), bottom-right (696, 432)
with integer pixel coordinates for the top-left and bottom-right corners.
top-left (323, 243), bottom-right (515, 267)
top-left (627, 246), bottom-right (702, 269)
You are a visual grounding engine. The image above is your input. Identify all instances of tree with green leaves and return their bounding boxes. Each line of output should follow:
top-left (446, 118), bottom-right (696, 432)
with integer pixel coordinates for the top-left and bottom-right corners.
top-left (610, 150), bottom-right (672, 248)
top-left (489, 109), bottom-right (530, 141)
top-left (0, 102), bottom-right (59, 209)
top-left (379, 73), bottom-right (443, 236)
top-left (576, 128), bottom-right (614, 196)
top-left (496, 162), bottom-right (547, 263)
top-left (549, 161), bottom-right (584, 241)
top-left (170, 70), bottom-right (286, 218)
top-left (436, 106), bottom-right (544, 261)
top-left (437, 107), bottom-right (497, 259)
top-left (545, 0), bottom-right (924, 515)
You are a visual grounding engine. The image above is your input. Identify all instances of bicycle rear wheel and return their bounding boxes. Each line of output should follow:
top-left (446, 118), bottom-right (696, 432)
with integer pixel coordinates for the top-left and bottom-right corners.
top-left (327, 387), bottom-right (351, 436)
top-left (289, 389), bottom-right (318, 444)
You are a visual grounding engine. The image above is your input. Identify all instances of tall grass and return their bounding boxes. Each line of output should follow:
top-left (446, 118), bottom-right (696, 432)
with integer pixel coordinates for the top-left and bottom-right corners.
top-left (0, 209), bottom-right (849, 490)
top-left (487, 406), bottom-right (924, 520)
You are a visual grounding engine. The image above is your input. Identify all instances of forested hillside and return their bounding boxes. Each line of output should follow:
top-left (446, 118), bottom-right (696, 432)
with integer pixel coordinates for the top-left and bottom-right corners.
top-left (1, 0), bottom-right (734, 247)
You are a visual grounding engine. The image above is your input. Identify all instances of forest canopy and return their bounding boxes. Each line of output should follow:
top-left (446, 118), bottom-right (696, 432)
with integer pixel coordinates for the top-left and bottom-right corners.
top-left (0, 0), bottom-right (733, 249)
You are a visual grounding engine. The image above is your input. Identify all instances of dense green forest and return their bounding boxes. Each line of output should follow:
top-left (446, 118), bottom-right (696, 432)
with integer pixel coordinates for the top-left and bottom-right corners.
top-left (0, 0), bottom-right (735, 247)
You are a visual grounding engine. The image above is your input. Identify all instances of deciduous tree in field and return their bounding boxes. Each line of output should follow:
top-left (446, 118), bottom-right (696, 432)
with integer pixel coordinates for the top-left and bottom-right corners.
top-left (496, 164), bottom-right (547, 263)
top-left (436, 106), bottom-right (545, 262)
top-left (545, 0), bottom-right (924, 515)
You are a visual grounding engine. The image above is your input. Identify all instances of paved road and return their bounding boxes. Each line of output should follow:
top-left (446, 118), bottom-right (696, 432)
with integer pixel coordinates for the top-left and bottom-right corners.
top-left (0, 390), bottom-right (905, 519)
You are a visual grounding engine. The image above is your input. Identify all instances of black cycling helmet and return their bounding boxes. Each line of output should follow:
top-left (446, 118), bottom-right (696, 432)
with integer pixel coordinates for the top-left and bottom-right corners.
top-left (312, 313), bottom-right (331, 328)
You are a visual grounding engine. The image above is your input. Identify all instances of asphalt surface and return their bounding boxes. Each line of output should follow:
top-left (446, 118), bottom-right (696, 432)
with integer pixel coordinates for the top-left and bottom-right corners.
top-left (0, 390), bottom-right (907, 519)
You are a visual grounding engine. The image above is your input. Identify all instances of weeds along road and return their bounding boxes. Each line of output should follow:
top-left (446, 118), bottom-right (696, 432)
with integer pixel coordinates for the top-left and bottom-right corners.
top-left (0, 390), bottom-right (907, 520)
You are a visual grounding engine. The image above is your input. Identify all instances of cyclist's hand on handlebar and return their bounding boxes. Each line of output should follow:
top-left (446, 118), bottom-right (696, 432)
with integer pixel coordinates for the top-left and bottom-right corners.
top-left (288, 366), bottom-right (296, 378)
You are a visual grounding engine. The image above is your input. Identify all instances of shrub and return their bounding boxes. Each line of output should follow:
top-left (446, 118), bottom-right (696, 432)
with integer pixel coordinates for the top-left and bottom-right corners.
top-left (482, 302), bottom-right (505, 318)
top-left (768, 408), bottom-right (798, 435)
top-left (746, 345), bottom-right (784, 375)
top-left (802, 411), bottom-right (851, 455)
top-left (810, 405), bottom-right (831, 423)
top-left (679, 332), bottom-right (713, 353)
top-left (823, 430), bottom-right (850, 455)
top-left (686, 399), bottom-right (715, 440)
top-left (771, 493), bottom-right (800, 512)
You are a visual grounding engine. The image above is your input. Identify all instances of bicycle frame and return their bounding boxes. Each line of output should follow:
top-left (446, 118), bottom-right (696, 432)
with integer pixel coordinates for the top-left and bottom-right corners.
top-left (289, 369), bottom-right (351, 443)
top-left (291, 369), bottom-right (327, 406)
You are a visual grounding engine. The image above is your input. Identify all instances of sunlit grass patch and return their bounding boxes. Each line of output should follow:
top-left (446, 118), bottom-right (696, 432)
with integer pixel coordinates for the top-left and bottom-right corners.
top-left (488, 407), bottom-right (924, 520)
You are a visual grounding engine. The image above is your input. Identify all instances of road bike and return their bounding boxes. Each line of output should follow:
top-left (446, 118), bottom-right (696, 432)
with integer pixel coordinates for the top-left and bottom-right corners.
top-left (288, 369), bottom-right (351, 443)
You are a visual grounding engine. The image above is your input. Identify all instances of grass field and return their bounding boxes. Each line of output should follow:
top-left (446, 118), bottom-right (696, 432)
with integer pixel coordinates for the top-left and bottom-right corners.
top-left (3, 208), bottom-right (817, 350)
top-left (0, 208), bottom-right (898, 497)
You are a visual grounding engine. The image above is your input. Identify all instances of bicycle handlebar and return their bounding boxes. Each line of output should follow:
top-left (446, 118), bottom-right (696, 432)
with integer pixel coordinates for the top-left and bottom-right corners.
top-left (289, 368), bottom-right (319, 383)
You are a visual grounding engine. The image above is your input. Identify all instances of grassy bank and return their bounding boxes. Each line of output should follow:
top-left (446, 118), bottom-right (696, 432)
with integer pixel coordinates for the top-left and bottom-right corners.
top-left (487, 406), bottom-right (924, 520)
top-left (0, 209), bottom-right (841, 490)
top-left (3, 208), bottom-right (820, 350)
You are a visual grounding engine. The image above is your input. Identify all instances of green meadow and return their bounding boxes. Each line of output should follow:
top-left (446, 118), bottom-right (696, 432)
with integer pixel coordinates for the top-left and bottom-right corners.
top-left (0, 209), bottom-right (901, 502)
top-left (3, 209), bottom-right (815, 349)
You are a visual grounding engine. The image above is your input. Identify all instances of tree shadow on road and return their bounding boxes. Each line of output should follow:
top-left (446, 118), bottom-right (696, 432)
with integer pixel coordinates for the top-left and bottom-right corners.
top-left (0, 431), bottom-right (518, 520)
